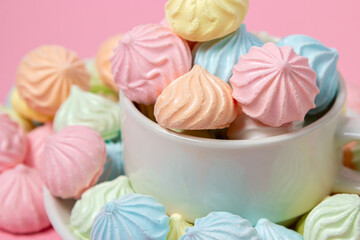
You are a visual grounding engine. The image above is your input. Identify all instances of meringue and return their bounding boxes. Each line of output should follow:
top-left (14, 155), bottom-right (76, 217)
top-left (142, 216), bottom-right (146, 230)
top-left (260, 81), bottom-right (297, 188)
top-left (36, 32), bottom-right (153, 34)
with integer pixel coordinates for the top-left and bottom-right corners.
top-left (304, 194), bottom-right (360, 240)
top-left (111, 24), bottom-right (192, 105)
top-left (165, 0), bottom-right (249, 42)
top-left (91, 194), bottom-right (170, 240)
top-left (155, 65), bottom-right (237, 130)
top-left (193, 24), bottom-right (263, 83)
top-left (167, 213), bottom-right (193, 240)
top-left (252, 31), bottom-right (281, 43)
top-left (53, 86), bottom-right (121, 141)
top-left (0, 105), bottom-right (34, 132)
top-left (230, 42), bottom-right (319, 127)
top-left (255, 218), bottom-right (303, 240)
top-left (180, 212), bottom-right (259, 240)
top-left (16, 45), bottom-right (90, 116)
top-left (0, 164), bottom-right (50, 233)
top-left (70, 176), bottom-right (134, 240)
top-left (41, 126), bottom-right (106, 199)
top-left (0, 114), bottom-right (27, 172)
top-left (277, 35), bottom-right (339, 115)
top-left (97, 142), bottom-right (124, 183)
top-left (24, 123), bottom-right (54, 170)
top-left (96, 35), bottom-right (122, 91)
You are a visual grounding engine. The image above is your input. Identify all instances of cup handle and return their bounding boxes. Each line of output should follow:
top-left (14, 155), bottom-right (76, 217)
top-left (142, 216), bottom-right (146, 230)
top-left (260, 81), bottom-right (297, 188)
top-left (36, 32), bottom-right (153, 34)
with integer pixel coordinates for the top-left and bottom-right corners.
top-left (333, 116), bottom-right (360, 194)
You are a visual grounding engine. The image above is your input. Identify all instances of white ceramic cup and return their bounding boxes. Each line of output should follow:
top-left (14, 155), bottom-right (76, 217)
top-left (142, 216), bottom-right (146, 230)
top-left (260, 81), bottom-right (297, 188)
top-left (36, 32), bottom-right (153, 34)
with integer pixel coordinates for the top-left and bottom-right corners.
top-left (120, 75), bottom-right (360, 225)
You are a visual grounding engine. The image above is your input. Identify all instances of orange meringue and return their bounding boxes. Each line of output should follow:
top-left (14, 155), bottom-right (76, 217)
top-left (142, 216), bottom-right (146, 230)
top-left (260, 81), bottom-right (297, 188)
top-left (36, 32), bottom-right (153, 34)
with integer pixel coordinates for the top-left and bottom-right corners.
top-left (16, 45), bottom-right (90, 116)
top-left (154, 65), bottom-right (237, 130)
top-left (95, 35), bottom-right (122, 92)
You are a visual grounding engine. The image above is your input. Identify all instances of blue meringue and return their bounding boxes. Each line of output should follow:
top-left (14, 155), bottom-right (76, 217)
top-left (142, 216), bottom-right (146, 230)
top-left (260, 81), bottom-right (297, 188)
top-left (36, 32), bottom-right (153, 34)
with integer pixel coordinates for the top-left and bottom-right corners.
top-left (97, 142), bottom-right (124, 183)
top-left (180, 212), bottom-right (259, 240)
top-left (91, 193), bottom-right (169, 240)
top-left (277, 35), bottom-right (339, 114)
top-left (255, 218), bottom-right (303, 240)
top-left (193, 24), bottom-right (263, 83)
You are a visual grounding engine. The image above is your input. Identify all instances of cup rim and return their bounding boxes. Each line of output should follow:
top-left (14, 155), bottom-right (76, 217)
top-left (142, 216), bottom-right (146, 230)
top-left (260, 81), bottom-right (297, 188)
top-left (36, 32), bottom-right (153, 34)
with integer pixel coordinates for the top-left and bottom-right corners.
top-left (120, 74), bottom-right (346, 148)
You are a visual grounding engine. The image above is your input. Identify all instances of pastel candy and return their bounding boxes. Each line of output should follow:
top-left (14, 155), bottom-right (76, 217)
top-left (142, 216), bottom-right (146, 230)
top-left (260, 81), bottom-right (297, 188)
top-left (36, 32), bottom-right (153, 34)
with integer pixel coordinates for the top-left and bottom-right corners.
top-left (165, 0), bottom-right (249, 42)
top-left (16, 45), bottom-right (90, 116)
top-left (0, 114), bottom-right (27, 172)
top-left (277, 35), bottom-right (339, 114)
top-left (167, 214), bottom-right (193, 240)
top-left (0, 105), bottom-right (34, 132)
top-left (193, 24), bottom-right (263, 83)
top-left (97, 142), bottom-right (124, 183)
top-left (230, 42), bottom-right (319, 127)
top-left (180, 212), bottom-right (259, 240)
top-left (255, 218), bottom-right (303, 240)
top-left (91, 194), bottom-right (170, 240)
top-left (0, 164), bottom-right (50, 233)
top-left (155, 65), bottom-right (237, 130)
top-left (41, 126), bottom-right (106, 199)
top-left (111, 24), bottom-right (192, 105)
top-left (70, 176), bottom-right (134, 240)
top-left (96, 35), bottom-right (122, 91)
top-left (54, 86), bottom-right (121, 141)
top-left (304, 194), bottom-right (360, 240)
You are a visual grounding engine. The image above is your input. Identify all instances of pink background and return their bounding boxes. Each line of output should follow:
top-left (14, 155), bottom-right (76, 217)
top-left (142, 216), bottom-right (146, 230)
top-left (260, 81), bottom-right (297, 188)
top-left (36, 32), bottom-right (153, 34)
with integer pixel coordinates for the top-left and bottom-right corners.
top-left (0, 0), bottom-right (360, 239)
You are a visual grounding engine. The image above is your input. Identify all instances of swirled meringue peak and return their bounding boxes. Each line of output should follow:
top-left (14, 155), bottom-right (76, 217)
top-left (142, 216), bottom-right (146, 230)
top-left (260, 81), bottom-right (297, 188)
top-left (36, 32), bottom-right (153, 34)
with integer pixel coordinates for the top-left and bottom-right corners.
top-left (70, 176), bottom-right (134, 240)
top-left (16, 45), bottom-right (90, 116)
top-left (91, 193), bottom-right (170, 240)
top-left (96, 35), bottom-right (122, 92)
top-left (97, 142), bottom-right (124, 183)
top-left (41, 126), bottom-right (106, 199)
top-left (168, 213), bottom-right (193, 240)
top-left (180, 212), bottom-right (259, 240)
top-left (0, 164), bottom-right (50, 233)
top-left (165, 0), bottom-right (249, 42)
top-left (193, 24), bottom-right (263, 83)
top-left (53, 86), bottom-right (121, 141)
top-left (111, 24), bottom-right (192, 105)
top-left (0, 114), bottom-right (27, 172)
top-left (255, 218), bottom-right (303, 240)
top-left (0, 105), bottom-right (34, 133)
top-left (24, 123), bottom-right (54, 170)
top-left (304, 194), bottom-right (360, 240)
top-left (277, 35), bottom-right (339, 115)
top-left (155, 65), bottom-right (237, 130)
top-left (230, 42), bottom-right (319, 127)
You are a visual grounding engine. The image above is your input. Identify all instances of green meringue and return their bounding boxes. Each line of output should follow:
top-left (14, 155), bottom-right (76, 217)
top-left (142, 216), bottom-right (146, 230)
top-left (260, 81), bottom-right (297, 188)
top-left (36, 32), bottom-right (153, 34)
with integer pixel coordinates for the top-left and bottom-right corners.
top-left (70, 176), bottom-right (134, 240)
top-left (54, 86), bottom-right (121, 140)
top-left (304, 194), bottom-right (360, 240)
top-left (167, 213), bottom-right (193, 240)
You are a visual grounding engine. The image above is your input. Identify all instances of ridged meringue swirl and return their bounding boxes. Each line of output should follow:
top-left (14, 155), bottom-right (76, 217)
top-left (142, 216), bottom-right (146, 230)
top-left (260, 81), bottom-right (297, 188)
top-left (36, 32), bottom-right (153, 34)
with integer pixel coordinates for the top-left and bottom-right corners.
top-left (0, 114), bottom-right (27, 172)
top-left (255, 218), bottom-right (303, 240)
top-left (111, 24), bottom-right (192, 105)
top-left (193, 24), bottom-right (263, 83)
top-left (41, 126), bottom-right (106, 199)
top-left (70, 176), bottom-right (134, 240)
top-left (304, 194), bottom-right (360, 240)
top-left (165, 0), bottom-right (249, 42)
top-left (16, 45), bottom-right (90, 116)
top-left (91, 193), bottom-right (170, 240)
top-left (167, 214), bottom-right (193, 240)
top-left (53, 86), bottom-right (121, 140)
top-left (230, 42), bottom-right (319, 127)
top-left (277, 35), bottom-right (339, 114)
top-left (0, 164), bottom-right (50, 233)
top-left (180, 212), bottom-right (259, 240)
top-left (155, 65), bottom-right (237, 130)
top-left (96, 35), bottom-right (122, 91)
top-left (97, 142), bottom-right (124, 183)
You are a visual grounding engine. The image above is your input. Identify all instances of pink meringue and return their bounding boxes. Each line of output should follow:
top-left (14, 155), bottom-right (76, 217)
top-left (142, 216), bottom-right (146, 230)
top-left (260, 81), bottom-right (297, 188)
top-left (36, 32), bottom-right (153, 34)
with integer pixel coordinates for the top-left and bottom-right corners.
top-left (0, 164), bottom-right (50, 233)
top-left (230, 42), bottom-right (319, 127)
top-left (24, 123), bottom-right (54, 170)
top-left (111, 24), bottom-right (192, 105)
top-left (0, 114), bottom-right (27, 172)
top-left (40, 126), bottom-right (106, 199)
top-left (155, 65), bottom-right (237, 130)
